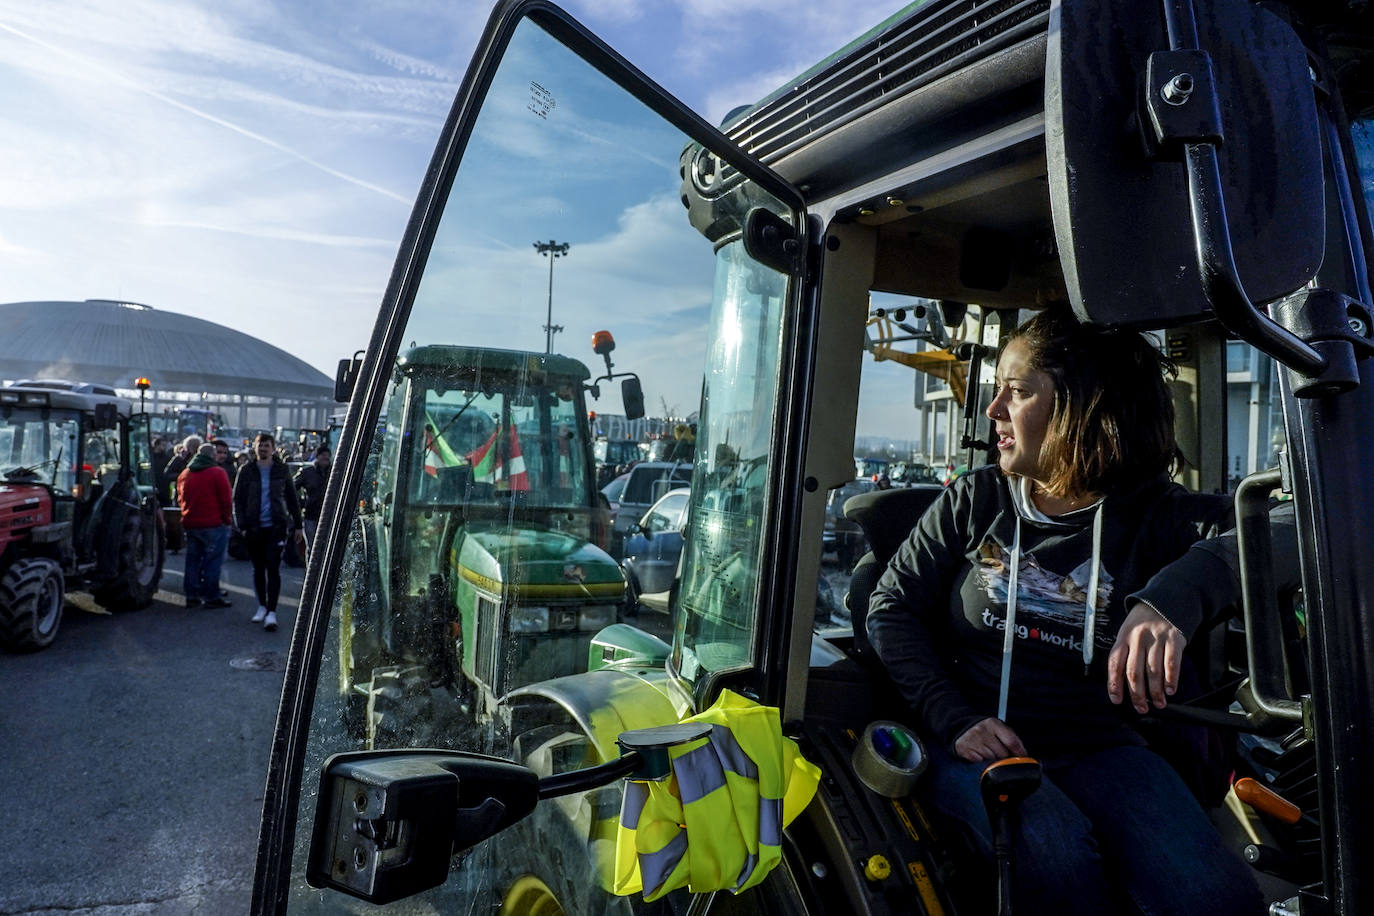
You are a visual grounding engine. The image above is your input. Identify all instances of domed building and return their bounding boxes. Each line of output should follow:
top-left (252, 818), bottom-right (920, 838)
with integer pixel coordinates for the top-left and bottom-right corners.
top-left (0, 299), bottom-right (337, 446)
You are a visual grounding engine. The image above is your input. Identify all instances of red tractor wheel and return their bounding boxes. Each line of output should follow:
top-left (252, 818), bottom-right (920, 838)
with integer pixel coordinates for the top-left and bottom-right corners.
top-left (0, 557), bottom-right (65, 652)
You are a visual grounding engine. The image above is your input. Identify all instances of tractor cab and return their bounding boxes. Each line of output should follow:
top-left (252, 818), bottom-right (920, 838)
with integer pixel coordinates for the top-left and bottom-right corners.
top-left (0, 381), bottom-right (164, 651)
top-left (339, 343), bottom-right (643, 749)
top-left (256, 2), bottom-right (1374, 915)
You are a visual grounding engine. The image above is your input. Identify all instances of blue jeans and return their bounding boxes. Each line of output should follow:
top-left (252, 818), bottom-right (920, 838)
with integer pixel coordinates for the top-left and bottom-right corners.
top-left (184, 526), bottom-right (229, 601)
top-left (923, 743), bottom-right (1264, 916)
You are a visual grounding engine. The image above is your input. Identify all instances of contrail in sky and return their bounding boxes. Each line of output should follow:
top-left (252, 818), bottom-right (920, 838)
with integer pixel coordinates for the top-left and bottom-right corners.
top-left (0, 19), bottom-right (412, 206)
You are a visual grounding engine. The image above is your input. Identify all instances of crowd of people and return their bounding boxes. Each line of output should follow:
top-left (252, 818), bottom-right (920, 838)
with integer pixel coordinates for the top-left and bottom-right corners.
top-left (152, 432), bottom-right (330, 632)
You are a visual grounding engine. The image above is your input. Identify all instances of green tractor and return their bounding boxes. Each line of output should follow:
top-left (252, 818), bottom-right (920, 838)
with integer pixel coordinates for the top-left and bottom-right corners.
top-left (339, 340), bottom-right (645, 747)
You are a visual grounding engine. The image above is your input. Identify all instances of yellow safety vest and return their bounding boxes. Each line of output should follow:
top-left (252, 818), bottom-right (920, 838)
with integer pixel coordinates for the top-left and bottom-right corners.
top-left (613, 690), bottom-right (821, 900)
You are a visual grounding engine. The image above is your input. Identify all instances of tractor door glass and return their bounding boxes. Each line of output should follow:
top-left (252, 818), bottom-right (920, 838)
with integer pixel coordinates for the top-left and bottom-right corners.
top-left (85, 427), bottom-right (122, 492)
top-left (675, 241), bottom-right (789, 681)
top-left (128, 414), bottom-right (154, 491)
top-left (270, 7), bottom-right (801, 912)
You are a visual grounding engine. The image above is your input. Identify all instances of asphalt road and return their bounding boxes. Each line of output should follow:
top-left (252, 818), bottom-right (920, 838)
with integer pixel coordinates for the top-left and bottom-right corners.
top-left (1, 552), bottom-right (305, 916)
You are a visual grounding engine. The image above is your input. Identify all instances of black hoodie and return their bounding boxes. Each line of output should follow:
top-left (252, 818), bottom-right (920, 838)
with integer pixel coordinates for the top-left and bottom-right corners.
top-left (868, 465), bottom-right (1208, 757)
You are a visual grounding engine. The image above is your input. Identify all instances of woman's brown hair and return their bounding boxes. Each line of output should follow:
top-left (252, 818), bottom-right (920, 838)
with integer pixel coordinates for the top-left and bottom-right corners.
top-left (1003, 307), bottom-right (1179, 497)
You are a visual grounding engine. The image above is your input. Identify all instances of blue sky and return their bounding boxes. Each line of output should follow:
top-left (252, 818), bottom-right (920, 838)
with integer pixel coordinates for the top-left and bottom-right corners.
top-left (0, 0), bottom-right (920, 434)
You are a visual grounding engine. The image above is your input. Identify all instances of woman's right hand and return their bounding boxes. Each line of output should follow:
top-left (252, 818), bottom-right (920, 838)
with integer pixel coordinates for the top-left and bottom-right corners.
top-left (954, 717), bottom-right (1027, 762)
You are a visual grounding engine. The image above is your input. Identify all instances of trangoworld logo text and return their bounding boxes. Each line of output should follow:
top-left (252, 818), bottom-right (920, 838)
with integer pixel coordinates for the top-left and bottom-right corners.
top-left (981, 608), bottom-right (1084, 653)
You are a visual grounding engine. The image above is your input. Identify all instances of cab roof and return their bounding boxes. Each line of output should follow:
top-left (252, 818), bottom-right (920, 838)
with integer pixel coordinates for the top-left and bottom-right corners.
top-left (397, 346), bottom-right (591, 383)
top-left (2, 380), bottom-right (134, 416)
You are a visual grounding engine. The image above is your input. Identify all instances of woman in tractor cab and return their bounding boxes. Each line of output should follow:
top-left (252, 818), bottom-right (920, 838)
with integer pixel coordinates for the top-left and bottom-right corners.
top-left (867, 307), bottom-right (1263, 915)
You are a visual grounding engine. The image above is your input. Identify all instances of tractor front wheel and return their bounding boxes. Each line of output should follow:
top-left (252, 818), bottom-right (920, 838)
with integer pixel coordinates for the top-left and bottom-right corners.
top-left (0, 558), bottom-right (65, 651)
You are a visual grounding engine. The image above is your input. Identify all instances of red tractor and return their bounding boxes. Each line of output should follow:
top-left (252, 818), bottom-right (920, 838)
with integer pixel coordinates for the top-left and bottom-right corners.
top-left (0, 380), bottom-right (166, 651)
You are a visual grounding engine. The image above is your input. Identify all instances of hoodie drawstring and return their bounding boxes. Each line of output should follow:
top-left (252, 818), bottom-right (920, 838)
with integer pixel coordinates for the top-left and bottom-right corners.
top-left (996, 517), bottom-right (1022, 722)
top-left (1082, 504), bottom-right (1104, 670)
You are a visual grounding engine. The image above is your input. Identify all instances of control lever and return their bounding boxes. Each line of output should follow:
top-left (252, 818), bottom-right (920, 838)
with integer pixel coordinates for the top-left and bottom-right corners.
top-left (980, 757), bottom-right (1042, 916)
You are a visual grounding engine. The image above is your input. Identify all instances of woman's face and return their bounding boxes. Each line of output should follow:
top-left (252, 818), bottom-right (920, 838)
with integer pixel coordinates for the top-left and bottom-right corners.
top-left (986, 338), bottom-right (1056, 484)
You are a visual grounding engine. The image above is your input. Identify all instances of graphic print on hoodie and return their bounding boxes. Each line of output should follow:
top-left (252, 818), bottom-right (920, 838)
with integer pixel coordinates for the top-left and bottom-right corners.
top-left (972, 536), bottom-right (1115, 658)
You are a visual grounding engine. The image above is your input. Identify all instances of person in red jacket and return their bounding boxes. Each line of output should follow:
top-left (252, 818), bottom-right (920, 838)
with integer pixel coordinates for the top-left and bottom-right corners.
top-left (178, 442), bottom-right (234, 609)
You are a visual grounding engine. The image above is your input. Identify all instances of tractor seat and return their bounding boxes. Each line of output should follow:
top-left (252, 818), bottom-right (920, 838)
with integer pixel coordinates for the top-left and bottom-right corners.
top-left (842, 484), bottom-right (945, 666)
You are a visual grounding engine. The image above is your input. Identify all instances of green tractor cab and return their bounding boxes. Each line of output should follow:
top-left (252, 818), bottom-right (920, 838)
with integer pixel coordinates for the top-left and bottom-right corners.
top-left (341, 342), bottom-right (644, 747)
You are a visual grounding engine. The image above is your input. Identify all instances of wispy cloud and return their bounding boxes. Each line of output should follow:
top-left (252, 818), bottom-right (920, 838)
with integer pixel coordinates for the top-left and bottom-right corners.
top-left (0, 0), bottom-right (916, 434)
top-left (138, 218), bottom-right (398, 250)
top-left (0, 18), bottom-right (414, 205)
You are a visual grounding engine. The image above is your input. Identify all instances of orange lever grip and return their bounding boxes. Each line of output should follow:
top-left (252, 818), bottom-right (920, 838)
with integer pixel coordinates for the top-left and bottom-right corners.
top-left (1235, 777), bottom-right (1302, 825)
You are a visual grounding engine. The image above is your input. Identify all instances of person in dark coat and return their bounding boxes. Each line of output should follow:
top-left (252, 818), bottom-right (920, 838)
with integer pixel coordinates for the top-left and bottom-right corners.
top-left (293, 445), bottom-right (331, 554)
top-left (212, 438), bottom-right (238, 484)
top-left (151, 437), bottom-right (172, 507)
top-left (177, 443), bottom-right (233, 609)
top-left (232, 433), bottom-right (304, 632)
top-left (163, 435), bottom-right (201, 506)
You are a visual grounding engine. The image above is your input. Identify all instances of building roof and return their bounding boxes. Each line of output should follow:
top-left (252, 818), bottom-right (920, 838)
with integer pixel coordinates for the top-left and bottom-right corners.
top-left (0, 299), bottom-right (332, 400)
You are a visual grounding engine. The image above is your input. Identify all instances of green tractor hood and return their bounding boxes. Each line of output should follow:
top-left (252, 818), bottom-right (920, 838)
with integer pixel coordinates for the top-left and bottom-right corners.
top-left (451, 522), bottom-right (624, 600)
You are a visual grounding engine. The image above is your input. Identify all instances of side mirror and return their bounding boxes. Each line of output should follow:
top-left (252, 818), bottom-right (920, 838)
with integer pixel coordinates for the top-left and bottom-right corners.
top-left (1047, 0), bottom-right (1323, 328)
top-left (93, 403), bottom-right (119, 430)
top-left (335, 350), bottom-right (365, 403)
top-left (307, 750), bottom-right (539, 904)
top-left (306, 726), bottom-right (708, 904)
top-left (621, 377), bottom-right (645, 421)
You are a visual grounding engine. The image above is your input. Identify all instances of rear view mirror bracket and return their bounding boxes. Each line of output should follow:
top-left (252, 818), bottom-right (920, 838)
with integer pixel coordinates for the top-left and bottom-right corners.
top-left (1149, 0), bottom-right (1329, 383)
top-left (588, 371), bottom-right (645, 421)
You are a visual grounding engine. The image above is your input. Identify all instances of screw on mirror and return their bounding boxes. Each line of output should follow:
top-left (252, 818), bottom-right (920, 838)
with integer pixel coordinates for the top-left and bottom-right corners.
top-left (1160, 72), bottom-right (1194, 105)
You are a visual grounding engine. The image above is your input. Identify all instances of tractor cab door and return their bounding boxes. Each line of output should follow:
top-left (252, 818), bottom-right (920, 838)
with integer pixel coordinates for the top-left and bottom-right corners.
top-left (127, 412), bottom-right (156, 494)
top-left (253, 2), bottom-right (808, 912)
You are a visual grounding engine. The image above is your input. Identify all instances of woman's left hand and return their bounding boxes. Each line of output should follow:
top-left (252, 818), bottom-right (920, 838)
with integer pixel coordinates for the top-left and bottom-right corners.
top-left (1107, 601), bottom-right (1186, 713)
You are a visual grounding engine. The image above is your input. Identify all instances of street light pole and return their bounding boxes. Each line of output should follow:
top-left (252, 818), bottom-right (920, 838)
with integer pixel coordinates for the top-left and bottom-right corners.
top-left (533, 239), bottom-right (570, 353)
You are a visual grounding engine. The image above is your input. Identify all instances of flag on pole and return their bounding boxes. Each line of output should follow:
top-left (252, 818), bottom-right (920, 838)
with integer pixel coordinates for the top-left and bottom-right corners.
top-left (424, 414), bottom-right (463, 477)
top-left (467, 424), bottom-right (530, 491)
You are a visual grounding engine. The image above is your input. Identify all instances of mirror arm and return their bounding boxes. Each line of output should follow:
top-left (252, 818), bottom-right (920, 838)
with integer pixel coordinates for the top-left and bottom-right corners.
top-left (1154, 0), bottom-right (1325, 378)
top-left (592, 369), bottom-right (640, 388)
top-left (537, 751), bottom-right (643, 799)
top-left (1183, 144), bottom-right (1326, 377)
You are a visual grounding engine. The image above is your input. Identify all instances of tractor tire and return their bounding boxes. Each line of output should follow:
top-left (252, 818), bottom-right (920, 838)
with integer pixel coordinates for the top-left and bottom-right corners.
top-left (622, 572), bottom-right (642, 619)
top-left (492, 726), bottom-right (641, 916)
top-left (0, 558), bottom-right (65, 652)
top-left (93, 507), bottom-right (165, 611)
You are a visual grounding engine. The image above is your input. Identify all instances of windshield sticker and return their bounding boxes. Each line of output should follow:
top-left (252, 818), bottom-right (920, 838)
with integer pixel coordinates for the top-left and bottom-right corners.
top-left (528, 81), bottom-right (556, 120)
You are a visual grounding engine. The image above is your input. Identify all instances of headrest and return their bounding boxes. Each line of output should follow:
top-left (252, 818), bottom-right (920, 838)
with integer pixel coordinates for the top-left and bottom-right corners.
top-left (843, 485), bottom-right (944, 564)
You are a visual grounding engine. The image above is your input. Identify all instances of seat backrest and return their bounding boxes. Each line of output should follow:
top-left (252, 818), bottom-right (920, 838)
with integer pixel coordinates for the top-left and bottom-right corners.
top-left (842, 485), bottom-right (945, 663)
